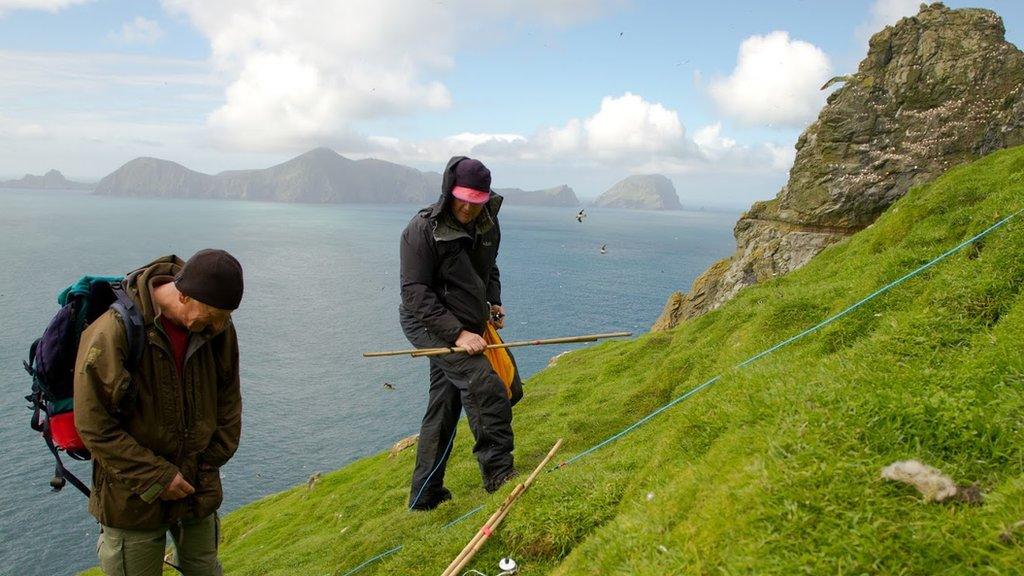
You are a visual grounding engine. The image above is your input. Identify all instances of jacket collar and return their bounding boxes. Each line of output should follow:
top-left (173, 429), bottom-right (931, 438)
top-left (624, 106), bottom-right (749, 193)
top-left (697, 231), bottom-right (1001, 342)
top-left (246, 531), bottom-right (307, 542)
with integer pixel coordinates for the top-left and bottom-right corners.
top-left (430, 194), bottom-right (502, 242)
top-left (125, 255), bottom-right (185, 327)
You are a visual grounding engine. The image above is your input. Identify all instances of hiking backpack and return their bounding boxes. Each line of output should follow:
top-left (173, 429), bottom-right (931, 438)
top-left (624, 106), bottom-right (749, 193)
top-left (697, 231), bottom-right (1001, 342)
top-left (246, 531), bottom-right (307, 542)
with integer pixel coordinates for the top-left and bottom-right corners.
top-left (24, 275), bottom-right (145, 497)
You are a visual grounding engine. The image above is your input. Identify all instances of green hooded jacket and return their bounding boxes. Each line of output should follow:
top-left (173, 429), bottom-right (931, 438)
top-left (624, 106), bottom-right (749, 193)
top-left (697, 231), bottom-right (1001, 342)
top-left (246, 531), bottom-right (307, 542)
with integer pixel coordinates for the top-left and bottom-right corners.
top-left (73, 255), bottom-right (242, 529)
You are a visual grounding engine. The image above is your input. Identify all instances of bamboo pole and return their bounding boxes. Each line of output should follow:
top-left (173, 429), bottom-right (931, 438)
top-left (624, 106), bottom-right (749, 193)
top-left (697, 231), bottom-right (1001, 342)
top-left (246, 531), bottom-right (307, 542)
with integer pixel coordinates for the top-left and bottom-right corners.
top-left (440, 439), bottom-right (563, 576)
top-left (363, 332), bottom-right (632, 358)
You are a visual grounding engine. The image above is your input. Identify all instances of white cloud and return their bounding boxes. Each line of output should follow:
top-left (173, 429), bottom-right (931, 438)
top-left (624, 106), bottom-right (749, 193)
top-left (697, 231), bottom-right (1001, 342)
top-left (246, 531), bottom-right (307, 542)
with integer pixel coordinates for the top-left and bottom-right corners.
top-left (692, 123), bottom-right (736, 158)
top-left (514, 93), bottom-right (688, 162)
top-left (0, 50), bottom-right (217, 92)
top-left (161, 0), bottom-right (615, 151)
top-left (0, 50), bottom-right (226, 173)
top-left (765, 142), bottom-right (796, 171)
top-left (447, 132), bottom-right (528, 149)
top-left (360, 92), bottom-right (790, 179)
top-left (15, 123), bottom-right (50, 138)
top-left (0, 0), bottom-right (90, 16)
top-left (111, 16), bottom-right (165, 45)
top-left (536, 119), bottom-right (584, 156)
top-left (583, 93), bottom-right (685, 158)
top-left (708, 31), bottom-right (831, 128)
top-left (0, 114), bottom-right (50, 140)
top-left (857, 0), bottom-right (921, 43)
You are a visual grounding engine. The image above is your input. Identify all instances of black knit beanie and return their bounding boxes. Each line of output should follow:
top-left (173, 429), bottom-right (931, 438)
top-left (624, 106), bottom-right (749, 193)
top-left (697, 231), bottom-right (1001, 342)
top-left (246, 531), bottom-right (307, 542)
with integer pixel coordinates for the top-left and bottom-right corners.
top-left (174, 249), bottom-right (244, 310)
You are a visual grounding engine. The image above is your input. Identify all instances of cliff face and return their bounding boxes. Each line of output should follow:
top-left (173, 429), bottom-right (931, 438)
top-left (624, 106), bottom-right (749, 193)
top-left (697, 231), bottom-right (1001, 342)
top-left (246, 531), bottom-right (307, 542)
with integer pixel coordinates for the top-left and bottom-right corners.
top-left (653, 2), bottom-right (1024, 332)
top-left (594, 174), bottom-right (682, 210)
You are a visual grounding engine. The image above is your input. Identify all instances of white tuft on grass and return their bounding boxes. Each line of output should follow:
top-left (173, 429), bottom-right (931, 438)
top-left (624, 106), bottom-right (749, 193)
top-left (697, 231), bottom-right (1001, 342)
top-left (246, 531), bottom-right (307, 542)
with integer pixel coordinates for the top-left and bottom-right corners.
top-left (881, 460), bottom-right (958, 502)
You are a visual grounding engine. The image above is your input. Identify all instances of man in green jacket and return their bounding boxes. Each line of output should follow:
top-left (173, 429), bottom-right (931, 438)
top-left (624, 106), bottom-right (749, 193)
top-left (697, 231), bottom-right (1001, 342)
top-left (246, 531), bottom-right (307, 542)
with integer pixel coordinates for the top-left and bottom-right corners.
top-left (74, 250), bottom-right (244, 576)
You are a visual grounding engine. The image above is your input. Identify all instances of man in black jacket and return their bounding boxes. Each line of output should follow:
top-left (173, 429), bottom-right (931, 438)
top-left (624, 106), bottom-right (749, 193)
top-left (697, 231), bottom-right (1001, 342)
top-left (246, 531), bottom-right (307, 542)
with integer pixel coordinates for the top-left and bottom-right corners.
top-left (399, 156), bottom-right (523, 510)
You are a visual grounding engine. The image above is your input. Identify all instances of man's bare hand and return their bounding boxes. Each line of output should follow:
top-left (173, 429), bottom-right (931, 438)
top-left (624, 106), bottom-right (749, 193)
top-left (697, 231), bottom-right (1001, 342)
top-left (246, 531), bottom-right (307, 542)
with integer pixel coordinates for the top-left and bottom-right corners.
top-left (489, 304), bottom-right (506, 329)
top-left (159, 472), bottom-right (195, 500)
top-left (456, 330), bottom-right (487, 355)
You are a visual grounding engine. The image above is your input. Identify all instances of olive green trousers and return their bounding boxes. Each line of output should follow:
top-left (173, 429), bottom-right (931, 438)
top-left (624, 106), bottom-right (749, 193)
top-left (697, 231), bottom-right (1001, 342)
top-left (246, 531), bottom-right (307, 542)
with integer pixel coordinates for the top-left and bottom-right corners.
top-left (97, 513), bottom-right (222, 576)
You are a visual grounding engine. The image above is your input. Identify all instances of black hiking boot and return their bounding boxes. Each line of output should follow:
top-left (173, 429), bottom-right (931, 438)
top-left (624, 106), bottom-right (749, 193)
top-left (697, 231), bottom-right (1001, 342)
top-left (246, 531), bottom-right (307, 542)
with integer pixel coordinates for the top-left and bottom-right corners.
top-left (484, 468), bottom-right (519, 494)
top-left (410, 487), bottom-right (452, 511)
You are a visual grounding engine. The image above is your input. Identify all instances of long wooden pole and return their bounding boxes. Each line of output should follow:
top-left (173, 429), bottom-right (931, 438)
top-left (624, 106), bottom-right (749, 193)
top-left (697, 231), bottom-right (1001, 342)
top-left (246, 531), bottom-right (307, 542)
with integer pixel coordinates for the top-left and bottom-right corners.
top-left (363, 332), bottom-right (632, 358)
top-left (440, 439), bottom-right (563, 576)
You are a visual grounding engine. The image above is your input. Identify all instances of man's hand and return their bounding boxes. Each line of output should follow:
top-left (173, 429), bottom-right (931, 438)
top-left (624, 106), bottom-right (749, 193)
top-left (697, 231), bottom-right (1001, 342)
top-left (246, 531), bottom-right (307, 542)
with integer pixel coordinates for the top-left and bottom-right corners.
top-left (159, 472), bottom-right (195, 501)
top-left (489, 304), bottom-right (506, 329)
top-left (456, 330), bottom-right (487, 355)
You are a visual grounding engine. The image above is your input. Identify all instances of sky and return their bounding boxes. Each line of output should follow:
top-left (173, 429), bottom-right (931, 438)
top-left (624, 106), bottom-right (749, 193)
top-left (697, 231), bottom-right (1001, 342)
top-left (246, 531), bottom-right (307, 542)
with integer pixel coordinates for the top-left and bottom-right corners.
top-left (1, 0), bottom-right (1022, 208)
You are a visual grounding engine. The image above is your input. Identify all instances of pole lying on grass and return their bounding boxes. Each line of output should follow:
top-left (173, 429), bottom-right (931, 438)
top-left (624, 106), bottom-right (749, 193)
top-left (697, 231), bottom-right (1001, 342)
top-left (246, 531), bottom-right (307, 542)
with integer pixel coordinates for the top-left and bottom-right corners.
top-left (440, 438), bottom-right (564, 576)
top-left (363, 332), bottom-right (632, 358)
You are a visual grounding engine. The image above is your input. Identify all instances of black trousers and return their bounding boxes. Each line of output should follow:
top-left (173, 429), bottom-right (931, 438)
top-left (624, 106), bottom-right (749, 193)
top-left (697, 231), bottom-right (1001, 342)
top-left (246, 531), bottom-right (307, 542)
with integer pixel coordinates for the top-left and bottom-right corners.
top-left (400, 309), bottom-right (522, 505)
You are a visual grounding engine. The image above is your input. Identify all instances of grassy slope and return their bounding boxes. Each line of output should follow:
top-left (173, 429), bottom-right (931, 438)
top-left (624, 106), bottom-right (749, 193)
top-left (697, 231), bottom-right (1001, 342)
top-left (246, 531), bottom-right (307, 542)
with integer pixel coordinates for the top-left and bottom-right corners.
top-left (83, 147), bottom-right (1024, 575)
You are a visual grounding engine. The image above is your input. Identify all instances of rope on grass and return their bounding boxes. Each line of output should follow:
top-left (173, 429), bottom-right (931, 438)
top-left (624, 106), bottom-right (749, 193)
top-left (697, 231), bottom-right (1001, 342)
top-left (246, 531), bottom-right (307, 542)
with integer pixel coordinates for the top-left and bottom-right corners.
top-left (443, 505), bottom-right (485, 529)
top-left (556, 208), bottom-right (1021, 467)
top-left (340, 545), bottom-right (403, 576)
top-left (341, 209), bottom-right (1021, 575)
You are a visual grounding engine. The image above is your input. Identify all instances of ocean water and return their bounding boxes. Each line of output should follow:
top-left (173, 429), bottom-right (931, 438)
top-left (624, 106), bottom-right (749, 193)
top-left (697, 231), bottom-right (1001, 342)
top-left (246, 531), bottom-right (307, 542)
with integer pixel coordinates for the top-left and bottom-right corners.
top-left (0, 188), bottom-right (738, 575)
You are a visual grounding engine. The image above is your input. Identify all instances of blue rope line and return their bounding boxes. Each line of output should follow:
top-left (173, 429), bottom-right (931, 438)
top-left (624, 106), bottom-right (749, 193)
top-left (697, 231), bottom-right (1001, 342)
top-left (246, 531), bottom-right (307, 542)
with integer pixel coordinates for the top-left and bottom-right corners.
top-left (342, 209), bottom-right (1020, 575)
top-left (443, 505), bottom-right (485, 529)
top-left (408, 411), bottom-right (462, 510)
top-left (339, 500), bottom-right (483, 569)
top-left (555, 208), bottom-right (1022, 469)
top-left (557, 376), bottom-right (722, 468)
top-left (339, 545), bottom-right (403, 576)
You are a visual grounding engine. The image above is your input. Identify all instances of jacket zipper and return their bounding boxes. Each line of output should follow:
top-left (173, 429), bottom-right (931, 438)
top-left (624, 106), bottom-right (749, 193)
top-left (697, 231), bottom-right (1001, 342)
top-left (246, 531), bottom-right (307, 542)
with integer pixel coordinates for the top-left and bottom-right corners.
top-left (154, 322), bottom-right (190, 465)
top-left (178, 335), bottom-right (206, 462)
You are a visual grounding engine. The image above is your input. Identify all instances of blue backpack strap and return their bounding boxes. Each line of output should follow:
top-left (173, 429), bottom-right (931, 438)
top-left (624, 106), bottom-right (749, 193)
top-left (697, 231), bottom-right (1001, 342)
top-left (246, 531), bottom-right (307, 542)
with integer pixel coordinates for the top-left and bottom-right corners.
top-left (109, 282), bottom-right (145, 372)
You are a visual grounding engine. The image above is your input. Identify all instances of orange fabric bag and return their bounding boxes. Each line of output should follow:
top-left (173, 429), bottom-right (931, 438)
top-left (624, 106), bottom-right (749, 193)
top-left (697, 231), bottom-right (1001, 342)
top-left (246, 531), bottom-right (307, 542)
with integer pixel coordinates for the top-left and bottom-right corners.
top-left (483, 324), bottom-right (516, 399)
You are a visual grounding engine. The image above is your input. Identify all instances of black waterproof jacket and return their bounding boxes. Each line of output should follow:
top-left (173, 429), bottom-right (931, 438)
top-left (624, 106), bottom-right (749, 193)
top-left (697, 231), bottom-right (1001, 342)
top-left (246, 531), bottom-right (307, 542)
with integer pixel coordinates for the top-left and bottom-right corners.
top-left (400, 156), bottom-right (503, 343)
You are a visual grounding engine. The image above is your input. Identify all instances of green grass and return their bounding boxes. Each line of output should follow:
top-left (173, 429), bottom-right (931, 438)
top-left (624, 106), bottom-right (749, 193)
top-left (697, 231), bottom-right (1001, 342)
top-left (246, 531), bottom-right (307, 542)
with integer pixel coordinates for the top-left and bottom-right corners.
top-left (83, 147), bottom-right (1024, 575)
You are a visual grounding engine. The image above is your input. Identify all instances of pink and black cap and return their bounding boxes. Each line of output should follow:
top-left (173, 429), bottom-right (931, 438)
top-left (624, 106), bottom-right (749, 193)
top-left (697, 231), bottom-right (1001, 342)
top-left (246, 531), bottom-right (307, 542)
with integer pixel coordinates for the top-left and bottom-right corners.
top-left (451, 158), bottom-right (492, 205)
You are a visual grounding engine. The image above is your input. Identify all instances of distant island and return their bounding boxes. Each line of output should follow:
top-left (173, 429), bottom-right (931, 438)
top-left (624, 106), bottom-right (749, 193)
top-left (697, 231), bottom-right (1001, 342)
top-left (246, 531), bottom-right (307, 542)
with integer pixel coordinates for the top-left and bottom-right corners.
top-left (95, 147), bottom-right (442, 204)
top-left (0, 169), bottom-right (92, 190)
top-left (494, 184), bottom-right (580, 207)
top-left (95, 148), bottom-right (586, 207)
top-left (594, 174), bottom-right (682, 210)
top-left (11, 151), bottom-right (673, 210)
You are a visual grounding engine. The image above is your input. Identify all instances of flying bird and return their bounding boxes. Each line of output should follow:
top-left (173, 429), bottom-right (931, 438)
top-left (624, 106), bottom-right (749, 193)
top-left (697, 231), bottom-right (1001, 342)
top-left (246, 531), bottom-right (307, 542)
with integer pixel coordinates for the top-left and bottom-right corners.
top-left (600, 244), bottom-right (607, 255)
top-left (576, 209), bottom-right (587, 223)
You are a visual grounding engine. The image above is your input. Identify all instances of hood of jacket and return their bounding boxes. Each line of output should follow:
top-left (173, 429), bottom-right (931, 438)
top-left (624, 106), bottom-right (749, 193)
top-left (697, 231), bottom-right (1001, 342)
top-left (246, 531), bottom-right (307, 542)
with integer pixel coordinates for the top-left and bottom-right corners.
top-left (425, 156), bottom-right (504, 238)
top-left (124, 255), bottom-right (185, 326)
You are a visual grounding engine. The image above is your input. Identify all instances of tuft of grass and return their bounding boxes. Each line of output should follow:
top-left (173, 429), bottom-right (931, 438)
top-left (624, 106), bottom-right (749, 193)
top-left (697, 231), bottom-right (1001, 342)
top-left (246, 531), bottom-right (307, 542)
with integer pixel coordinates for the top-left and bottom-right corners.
top-left (81, 146), bottom-right (1024, 575)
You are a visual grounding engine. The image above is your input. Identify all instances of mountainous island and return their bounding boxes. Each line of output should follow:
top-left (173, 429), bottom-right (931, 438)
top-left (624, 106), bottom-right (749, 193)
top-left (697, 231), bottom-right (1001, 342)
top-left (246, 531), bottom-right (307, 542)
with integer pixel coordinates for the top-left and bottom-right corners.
top-left (495, 184), bottom-right (580, 206)
top-left (79, 4), bottom-right (1024, 576)
top-left (0, 169), bottom-right (92, 190)
top-left (96, 148), bottom-right (580, 207)
top-left (593, 174), bottom-right (682, 210)
top-left (95, 147), bottom-right (441, 204)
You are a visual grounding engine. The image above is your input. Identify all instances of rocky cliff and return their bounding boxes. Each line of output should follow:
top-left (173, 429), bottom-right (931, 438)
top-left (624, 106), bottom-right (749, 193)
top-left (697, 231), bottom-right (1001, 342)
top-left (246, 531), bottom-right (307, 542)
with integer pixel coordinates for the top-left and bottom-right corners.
top-left (594, 174), bottom-right (682, 210)
top-left (653, 2), bottom-right (1024, 332)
